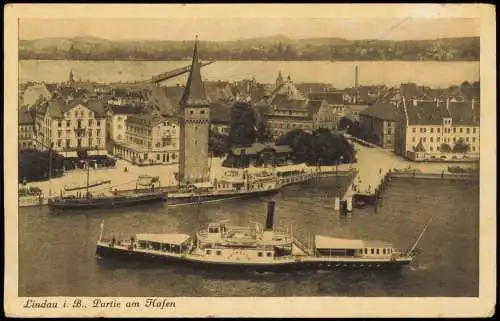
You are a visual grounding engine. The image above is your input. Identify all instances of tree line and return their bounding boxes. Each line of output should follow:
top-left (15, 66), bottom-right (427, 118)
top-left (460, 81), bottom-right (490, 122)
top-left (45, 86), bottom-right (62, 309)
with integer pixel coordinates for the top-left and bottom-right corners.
top-left (19, 36), bottom-right (480, 61)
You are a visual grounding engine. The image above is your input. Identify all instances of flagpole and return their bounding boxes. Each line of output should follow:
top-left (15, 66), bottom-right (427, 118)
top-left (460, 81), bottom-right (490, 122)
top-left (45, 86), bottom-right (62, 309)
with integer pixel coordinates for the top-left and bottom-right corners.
top-left (99, 220), bottom-right (105, 241)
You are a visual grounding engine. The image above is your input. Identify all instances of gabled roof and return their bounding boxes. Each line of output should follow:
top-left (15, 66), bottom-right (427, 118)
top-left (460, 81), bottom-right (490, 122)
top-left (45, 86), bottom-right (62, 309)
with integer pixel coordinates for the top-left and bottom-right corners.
top-left (108, 104), bottom-right (146, 115)
top-left (40, 98), bottom-right (107, 118)
top-left (405, 99), bottom-right (480, 126)
top-left (308, 92), bottom-right (344, 105)
top-left (277, 99), bottom-right (308, 111)
top-left (359, 102), bottom-right (400, 122)
top-left (147, 86), bottom-right (178, 117)
top-left (180, 38), bottom-right (210, 108)
top-left (447, 101), bottom-right (480, 126)
top-left (18, 106), bottom-right (34, 124)
top-left (307, 99), bottom-right (326, 117)
top-left (22, 84), bottom-right (52, 107)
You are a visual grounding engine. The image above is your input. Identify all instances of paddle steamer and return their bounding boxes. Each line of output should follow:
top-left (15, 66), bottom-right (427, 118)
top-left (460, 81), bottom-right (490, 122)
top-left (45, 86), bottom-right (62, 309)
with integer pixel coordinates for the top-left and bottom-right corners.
top-left (95, 201), bottom-right (431, 272)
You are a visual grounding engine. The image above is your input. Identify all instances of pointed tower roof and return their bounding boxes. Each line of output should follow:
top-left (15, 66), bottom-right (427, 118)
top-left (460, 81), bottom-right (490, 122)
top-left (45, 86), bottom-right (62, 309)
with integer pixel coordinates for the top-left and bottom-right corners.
top-left (180, 36), bottom-right (210, 107)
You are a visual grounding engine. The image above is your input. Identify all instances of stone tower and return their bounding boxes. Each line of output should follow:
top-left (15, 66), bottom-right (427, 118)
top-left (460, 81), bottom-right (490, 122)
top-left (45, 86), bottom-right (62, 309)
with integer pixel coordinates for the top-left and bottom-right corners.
top-left (178, 36), bottom-right (211, 184)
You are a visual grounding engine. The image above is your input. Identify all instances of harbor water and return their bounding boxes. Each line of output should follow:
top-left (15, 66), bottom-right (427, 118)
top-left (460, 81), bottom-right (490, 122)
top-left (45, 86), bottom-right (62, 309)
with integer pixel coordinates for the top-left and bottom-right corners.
top-left (18, 176), bottom-right (479, 297)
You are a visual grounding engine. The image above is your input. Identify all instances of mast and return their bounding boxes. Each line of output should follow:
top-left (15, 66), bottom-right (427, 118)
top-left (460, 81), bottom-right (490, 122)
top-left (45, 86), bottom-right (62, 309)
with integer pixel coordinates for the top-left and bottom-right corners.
top-left (86, 159), bottom-right (90, 197)
top-left (406, 218), bottom-right (432, 256)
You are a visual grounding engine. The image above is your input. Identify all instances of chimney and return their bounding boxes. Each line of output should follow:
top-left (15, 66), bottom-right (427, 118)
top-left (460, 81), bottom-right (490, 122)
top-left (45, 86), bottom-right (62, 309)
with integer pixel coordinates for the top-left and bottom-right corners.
top-left (446, 97), bottom-right (450, 110)
top-left (471, 97), bottom-right (475, 110)
top-left (265, 200), bottom-right (275, 230)
top-left (355, 65), bottom-right (359, 89)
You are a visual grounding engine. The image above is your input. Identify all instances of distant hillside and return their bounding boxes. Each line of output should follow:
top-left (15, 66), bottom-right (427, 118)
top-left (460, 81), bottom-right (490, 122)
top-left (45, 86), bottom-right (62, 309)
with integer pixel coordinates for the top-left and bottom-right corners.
top-left (19, 35), bottom-right (480, 61)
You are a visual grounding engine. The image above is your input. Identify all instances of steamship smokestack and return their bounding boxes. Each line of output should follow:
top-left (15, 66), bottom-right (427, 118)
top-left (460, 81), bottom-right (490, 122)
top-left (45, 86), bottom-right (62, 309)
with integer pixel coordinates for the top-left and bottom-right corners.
top-left (265, 200), bottom-right (275, 230)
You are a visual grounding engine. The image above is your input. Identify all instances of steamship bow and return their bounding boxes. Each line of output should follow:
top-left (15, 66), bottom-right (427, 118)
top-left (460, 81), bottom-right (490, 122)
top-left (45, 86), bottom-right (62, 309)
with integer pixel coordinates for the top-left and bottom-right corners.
top-left (95, 201), bottom-right (431, 272)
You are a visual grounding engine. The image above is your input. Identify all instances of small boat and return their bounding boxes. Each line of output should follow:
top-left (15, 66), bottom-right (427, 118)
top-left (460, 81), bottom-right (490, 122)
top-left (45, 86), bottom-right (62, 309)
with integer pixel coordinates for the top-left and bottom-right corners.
top-left (95, 200), bottom-right (431, 272)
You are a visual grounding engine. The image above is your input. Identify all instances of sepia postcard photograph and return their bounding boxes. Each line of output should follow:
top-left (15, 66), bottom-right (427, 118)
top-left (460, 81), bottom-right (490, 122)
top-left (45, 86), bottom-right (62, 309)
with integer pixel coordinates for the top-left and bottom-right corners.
top-left (4, 3), bottom-right (496, 318)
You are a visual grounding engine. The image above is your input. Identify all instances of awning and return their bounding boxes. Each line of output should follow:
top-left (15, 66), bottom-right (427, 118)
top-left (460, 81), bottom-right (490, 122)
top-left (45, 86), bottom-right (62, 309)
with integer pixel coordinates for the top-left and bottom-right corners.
top-left (135, 233), bottom-right (190, 245)
top-left (314, 235), bottom-right (365, 249)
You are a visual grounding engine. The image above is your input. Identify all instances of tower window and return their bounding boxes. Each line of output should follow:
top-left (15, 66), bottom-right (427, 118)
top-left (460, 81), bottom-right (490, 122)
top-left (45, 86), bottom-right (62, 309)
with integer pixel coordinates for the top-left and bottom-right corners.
top-left (190, 110), bottom-right (194, 115)
top-left (200, 110), bottom-right (205, 114)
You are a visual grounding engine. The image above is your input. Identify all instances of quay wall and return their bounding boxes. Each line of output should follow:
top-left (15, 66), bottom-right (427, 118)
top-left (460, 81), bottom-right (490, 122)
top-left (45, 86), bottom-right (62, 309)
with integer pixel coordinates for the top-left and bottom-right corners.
top-left (389, 172), bottom-right (478, 180)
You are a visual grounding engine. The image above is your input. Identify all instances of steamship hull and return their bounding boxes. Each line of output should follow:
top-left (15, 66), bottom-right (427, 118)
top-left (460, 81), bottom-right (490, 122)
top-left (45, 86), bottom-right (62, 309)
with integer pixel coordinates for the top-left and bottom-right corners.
top-left (95, 244), bottom-right (411, 273)
top-left (166, 188), bottom-right (280, 206)
top-left (48, 191), bottom-right (167, 210)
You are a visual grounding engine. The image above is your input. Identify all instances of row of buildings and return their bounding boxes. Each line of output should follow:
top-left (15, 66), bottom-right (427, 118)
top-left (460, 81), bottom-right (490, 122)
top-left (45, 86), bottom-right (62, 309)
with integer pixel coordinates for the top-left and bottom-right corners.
top-left (19, 62), bottom-right (480, 164)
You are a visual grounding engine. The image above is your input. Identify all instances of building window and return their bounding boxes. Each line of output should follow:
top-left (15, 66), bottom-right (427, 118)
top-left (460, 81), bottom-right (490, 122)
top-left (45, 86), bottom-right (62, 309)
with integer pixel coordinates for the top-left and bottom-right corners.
top-left (216, 250), bottom-right (222, 255)
top-left (472, 146), bottom-right (476, 151)
top-left (267, 252), bottom-right (272, 257)
top-left (97, 130), bottom-right (101, 136)
top-left (430, 137), bottom-right (433, 142)
top-left (460, 128), bottom-right (463, 133)
top-left (58, 120), bottom-right (62, 127)
top-left (412, 137), bottom-right (416, 142)
top-left (473, 128), bottom-right (477, 134)
top-left (422, 137), bottom-right (426, 142)
top-left (97, 139), bottom-right (101, 146)
top-left (97, 120), bottom-right (101, 127)
top-left (430, 128), bottom-right (434, 133)
top-left (453, 128), bottom-right (456, 133)
top-left (387, 129), bottom-right (391, 135)
top-left (89, 130), bottom-right (92, 137)
top-left (66, 139), bottom-right (70, 147)
top-left (57, 130), bottom-right (62, 137)
top-left (423, 128), bottom-right (427, 133)
top-left (206, 250), bottom-right (211, 255)
top-left (437, 128), bottom-right (440, 133)
top-left (144, 153), bottom-right (148, 160)
top-left (437, 137), bottom-right (441, 142)
top-left (371, 249), bottom-right (374, 254)
top-left (466, 128), bottom-right (470, 134)
top-left (258, 252), bottom-right (263, 257)
top-left (88, 120), bottom-right (92, 126)
top-left (430, 146), bottom-right (433, 151)
top-left (200, 110), bottom-right (205, 114)
top-left (376, 249), bottom-right (380, 255)
top-left (383, 249), bottom-right (386, 255)
top-left (472, 137), bottom-right (476, 142)
top-left (466, 137), bottom-right (469, 142)
top-left (190, 110), bottom-right (194, 115)
top-left (57, 140), bottom-right (62, 147)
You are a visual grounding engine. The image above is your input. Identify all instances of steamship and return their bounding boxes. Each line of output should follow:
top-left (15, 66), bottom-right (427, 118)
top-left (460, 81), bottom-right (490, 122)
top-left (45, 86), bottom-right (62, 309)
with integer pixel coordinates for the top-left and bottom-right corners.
top-left (95, 201), bottom-right (431, 272)
top-left (165, 169), bottom-right (280, 206)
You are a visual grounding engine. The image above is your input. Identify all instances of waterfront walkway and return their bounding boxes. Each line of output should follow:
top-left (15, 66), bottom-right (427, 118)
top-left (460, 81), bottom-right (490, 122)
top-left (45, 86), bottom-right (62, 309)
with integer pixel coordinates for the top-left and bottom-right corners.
top-left (20, 143), bottom-right (477, 205)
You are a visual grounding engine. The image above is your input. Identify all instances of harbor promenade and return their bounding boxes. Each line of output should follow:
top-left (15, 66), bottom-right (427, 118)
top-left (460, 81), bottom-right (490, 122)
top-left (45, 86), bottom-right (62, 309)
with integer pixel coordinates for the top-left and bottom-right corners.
top-left (339, 141), bottom-right (478, 201)
top-left (19, 142), bottom-right (478, 207)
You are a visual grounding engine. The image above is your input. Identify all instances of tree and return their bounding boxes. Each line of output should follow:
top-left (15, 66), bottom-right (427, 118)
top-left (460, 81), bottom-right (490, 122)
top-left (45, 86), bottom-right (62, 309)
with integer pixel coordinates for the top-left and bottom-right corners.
top-left (440, 143), bottom-right (452, 153)
top-left (338, 117), bottom-right (354, 130)
top-left (452, 138), bottom-right (470, 153)
top-left (256, 120), bottom-right (273, 143)
top-left (228, 102), bottom-right (257, 147)
top-left (19, 149), bottom-right (64, 182)
top-left (209, 131), bottom-right (230, 157)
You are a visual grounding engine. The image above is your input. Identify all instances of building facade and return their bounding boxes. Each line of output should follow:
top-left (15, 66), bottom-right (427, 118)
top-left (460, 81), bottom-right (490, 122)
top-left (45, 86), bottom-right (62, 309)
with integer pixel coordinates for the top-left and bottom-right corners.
top-left (178, 38), bottom-right (212, 184)
top-left (359, 102), bottom-right (400, 149)
top-left (18, 107), bottom-right (35, 149)
top-left (399, 98), bottom-right (480, 161)
top-left (112, 112), bottom-right (180, 165)
top-left (33, 98), bottom-right (107, 153)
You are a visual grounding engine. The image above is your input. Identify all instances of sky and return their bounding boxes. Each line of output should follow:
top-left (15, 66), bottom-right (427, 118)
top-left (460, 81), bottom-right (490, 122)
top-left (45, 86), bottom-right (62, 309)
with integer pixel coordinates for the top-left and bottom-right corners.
top-left (19, 18), bottom-right (479, 42)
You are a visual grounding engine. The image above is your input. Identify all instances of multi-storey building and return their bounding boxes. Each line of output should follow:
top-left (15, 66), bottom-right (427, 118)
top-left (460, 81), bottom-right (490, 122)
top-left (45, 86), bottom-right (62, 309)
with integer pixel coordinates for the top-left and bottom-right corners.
top-left (266, 76), bottom-right (346, 138)
top-left (359, 102), bottom-right (400, 149)
top-left (18, 106), bottom-right (35, 149)
top-left (33, 98), bottom-right (107, 153)
top-left (105, 104), bottom-right (146, 146)
top-left (210, 101), bottom-right (231, 135)
top-left (399, 98), bottom-right (480, 161)
top-left (178, 38), bottom-right (212, 184)
top-left (112, 112), bottom-right (180, 165)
